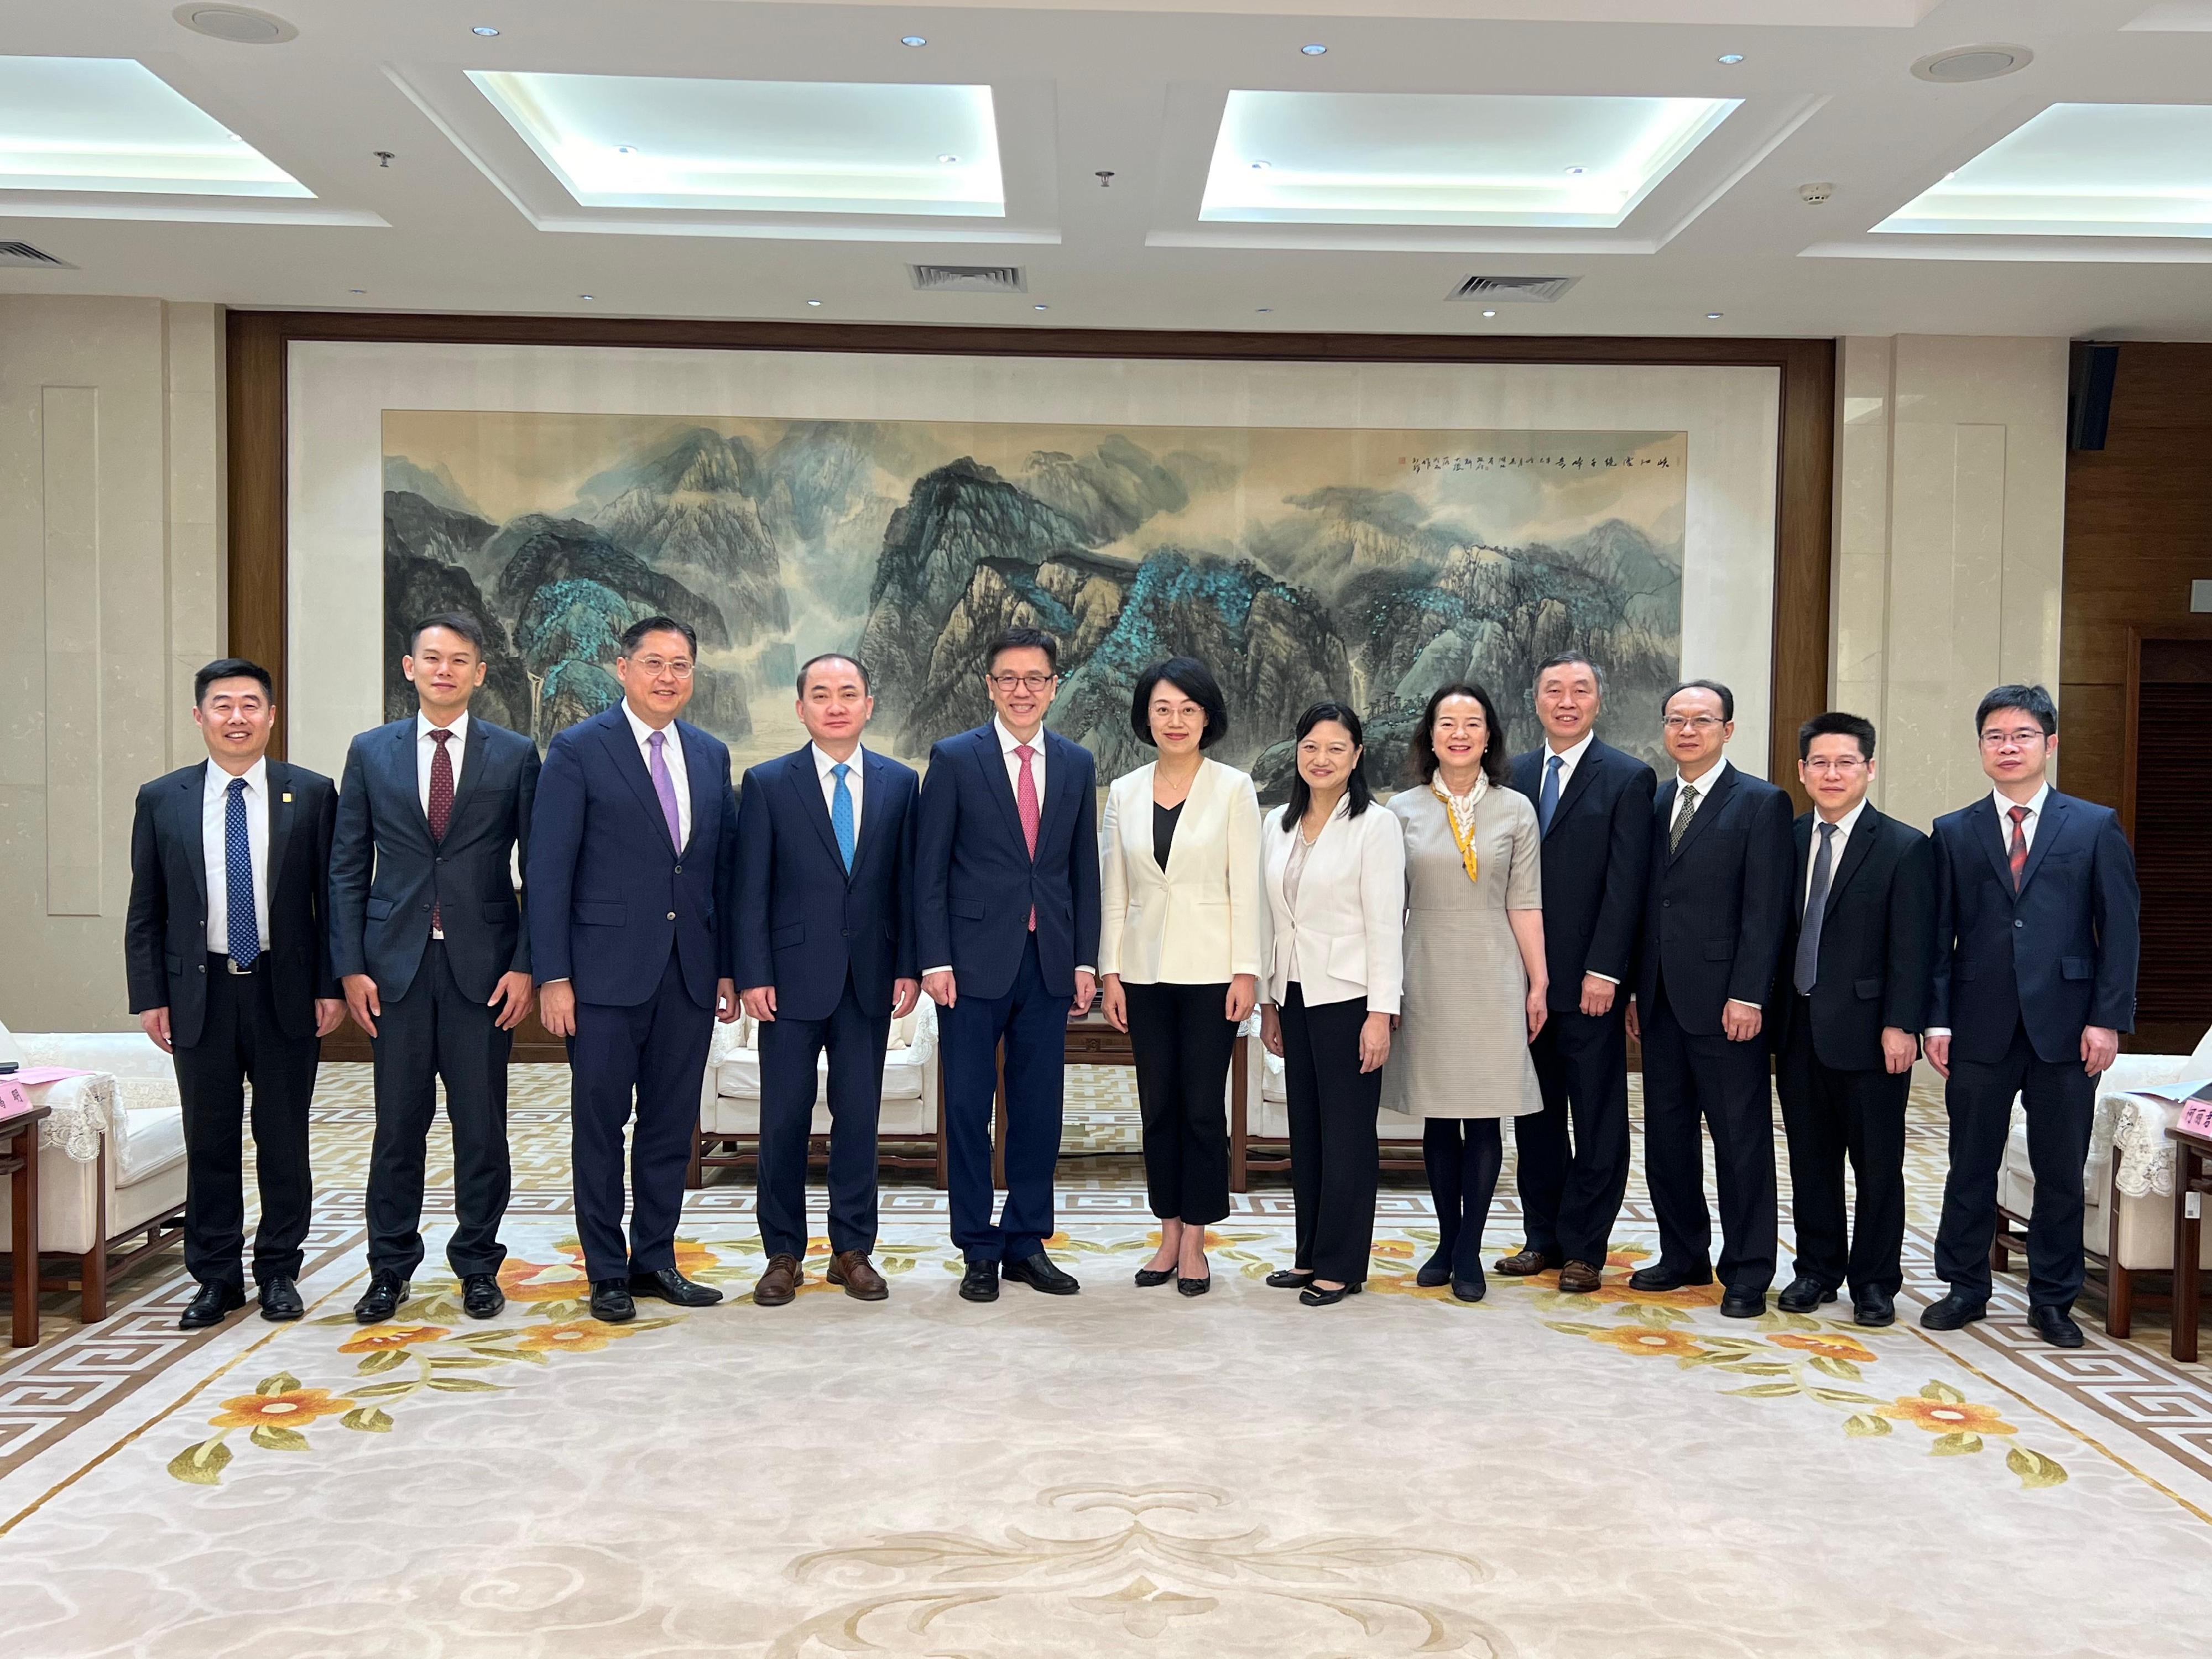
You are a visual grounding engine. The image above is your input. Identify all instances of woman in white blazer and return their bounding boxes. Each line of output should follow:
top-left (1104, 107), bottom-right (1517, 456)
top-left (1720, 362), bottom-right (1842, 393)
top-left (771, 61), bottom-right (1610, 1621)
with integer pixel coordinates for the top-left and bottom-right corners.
top-left (1258, 702), bottom-right (1405, 1306)
top-left (1100, 659), bottom-right (1264, 1296)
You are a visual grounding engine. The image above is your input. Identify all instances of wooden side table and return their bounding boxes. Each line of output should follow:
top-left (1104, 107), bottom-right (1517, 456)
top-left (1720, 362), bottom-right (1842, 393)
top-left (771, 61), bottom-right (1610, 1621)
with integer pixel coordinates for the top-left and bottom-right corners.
top-left (2169, 1122), bottom-right (2212, 1364)
top-left (2, 1102), bottom-right (53, 1348)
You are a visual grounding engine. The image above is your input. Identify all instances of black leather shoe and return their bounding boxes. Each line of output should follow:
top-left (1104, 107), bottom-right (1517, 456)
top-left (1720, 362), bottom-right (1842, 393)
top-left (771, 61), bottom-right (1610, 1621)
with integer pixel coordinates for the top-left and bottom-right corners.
top-left (1134, 1267), bottom-right (1175, 1287)
top-left (1177, 1274), bottom-right (1211, 1297)
top-left (352, 1270), bottom-right (409, 1324)
top-left (959, 1260), bottom-right (1000, 1302)
top-left (1719, 1288), bottom-right (1766, 1319)
top-left (1776, 1276), bottom-right (1835, 1314)
top-left (1299, 1281), bottom-right (1364, 1307)
top-left (1003, 1251), bottom-right (1080, 1295)
top-left (1265, 1267), bottom-right (1315, 1290)
top-left (1853, 1290), bottom-right (1896, 1328)
top-left (588, 1279), bottom-right (635, 1323)
top-left (1416, 1256), bottom-right (1452, 1289)
top-left (1629, 1264), bottom-right (1713, 1293)
top-left (179, 1281), bottom-right (246, 1331)
top-left (2029, 1304), bottom-right (2085, 1349)
top-left (1918, 1291), bottom-right (1987, 1331)
top-left (461, 1273), bottom-right (505, 1319)
top-left (258, 1276), bottom-right (305, 1322)
top-left (1451, 1275), bottom-right (1486, 1303)
top-left (629, 1267), bottom-right (724, 1307)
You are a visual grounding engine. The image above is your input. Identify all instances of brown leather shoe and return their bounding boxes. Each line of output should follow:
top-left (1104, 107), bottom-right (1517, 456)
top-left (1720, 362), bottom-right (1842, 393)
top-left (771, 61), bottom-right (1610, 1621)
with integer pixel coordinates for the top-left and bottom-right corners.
top-left (827, 1250), bottom-right (889, 1301)
top-left (753, 1254), bottom-right (802, 1307)
top-left (1493, 1247), bottom-right (1557, 1277)
top-left (1557, 1260), bottom-right (1604, 1293)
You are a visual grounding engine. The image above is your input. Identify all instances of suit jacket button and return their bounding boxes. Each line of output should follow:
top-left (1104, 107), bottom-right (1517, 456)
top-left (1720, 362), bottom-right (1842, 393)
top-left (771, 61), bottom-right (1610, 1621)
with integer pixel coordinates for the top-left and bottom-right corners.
top-left (674, 864), bottom-right (682, 874)
top-left (2015, 919), bottom-right (2024, 928)
top-left (198, 964), bottom-right (206, 974)
top-left (667, 911), bottom-right (677, 921)
top-left (421, 902), bottom-right (431, 911)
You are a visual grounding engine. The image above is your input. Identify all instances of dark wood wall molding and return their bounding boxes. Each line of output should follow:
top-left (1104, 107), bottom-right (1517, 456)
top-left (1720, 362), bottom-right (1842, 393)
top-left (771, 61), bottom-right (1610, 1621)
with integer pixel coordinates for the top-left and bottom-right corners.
top-left (223, 309), bottom-right (1834, 785)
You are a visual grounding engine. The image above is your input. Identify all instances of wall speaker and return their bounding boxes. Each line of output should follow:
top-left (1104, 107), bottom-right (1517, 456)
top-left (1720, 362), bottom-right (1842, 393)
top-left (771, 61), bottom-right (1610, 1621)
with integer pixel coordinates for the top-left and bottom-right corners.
top-left (2069, 342), bottom-right (2119, 452)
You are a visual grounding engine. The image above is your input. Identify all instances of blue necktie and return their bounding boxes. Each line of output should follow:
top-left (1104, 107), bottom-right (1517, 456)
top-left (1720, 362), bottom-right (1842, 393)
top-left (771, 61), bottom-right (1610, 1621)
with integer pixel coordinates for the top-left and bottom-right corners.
top-left (225, 776), bottom-right (260, 968)
top-left (831, 762), bottom-right (855, 873)
top-left (1537, 754), bottom-right (1563, 836)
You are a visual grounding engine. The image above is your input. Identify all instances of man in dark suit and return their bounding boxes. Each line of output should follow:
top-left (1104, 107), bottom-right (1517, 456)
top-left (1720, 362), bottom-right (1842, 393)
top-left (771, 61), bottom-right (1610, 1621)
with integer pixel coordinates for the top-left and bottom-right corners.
top-left (1497, 649), bottom-right (1653, 1293)
top-left (329, 613), bottom-right (540, 1324)
top-left (734, 653), bottom-right (920, 1307)
top-left (1923, 684), bottom-right (2140, 1349)
top-left (528, 616), bottom-right (740, 1324)
top-left (1627, 679), bottom-right (1794, 1318)
top-left (1771, 712), bottom-right (1935, 1328)
top-left (915, 626), bottom-right (1101, 1303)
top-left (126, 659), bottom-right (345, 1330)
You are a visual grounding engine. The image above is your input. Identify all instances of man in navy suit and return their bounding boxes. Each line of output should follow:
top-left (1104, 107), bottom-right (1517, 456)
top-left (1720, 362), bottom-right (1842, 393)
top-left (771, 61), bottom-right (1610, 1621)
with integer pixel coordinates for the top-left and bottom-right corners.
top-left (915, 626), bottom-right (1101, 1303)
top-left (1627, 679), bottom-right (1794, 1318)
top-left (329, 614), bottom-right (540, 1324)
top-left (529, 616), bottom-right (740, 1324)
top-left (1923, 684), bottom-right (2139, 1349)
top-left (126, 659), bottom-right (345, 1330)
top-left (734, 653), bottom-right (920, 1307)
top-left (1498, 650), bottom-right (1655, 1293)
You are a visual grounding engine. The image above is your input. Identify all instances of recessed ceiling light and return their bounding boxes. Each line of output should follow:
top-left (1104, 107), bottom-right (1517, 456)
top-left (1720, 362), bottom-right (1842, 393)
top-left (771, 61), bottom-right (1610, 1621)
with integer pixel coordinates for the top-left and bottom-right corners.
top-left (1481, 309), bottom-right (1496, 317)
top-left (1255, 306), bottom-right (1272, 312)
top-left (1707, 311), bottom-right (1723, 319)
top-left (472, 25), bottom-right (499, 36)
top-left (1717, 54), bottom-right (1745, 65)
top-left (1034, 303), bottom-right (1048, 310)
top-left (900, 35), bottom-right (926, 48)
top-left (807, 299), bottom-right (822, 306)
top-left (1301, 44), bottom-right (1328, 56)
top-left (938, 154), bottom-right (958, 163)
top-left (348, 287), bottom-right (365, 294)
top-left (578, 293), bottom-right (594, 300)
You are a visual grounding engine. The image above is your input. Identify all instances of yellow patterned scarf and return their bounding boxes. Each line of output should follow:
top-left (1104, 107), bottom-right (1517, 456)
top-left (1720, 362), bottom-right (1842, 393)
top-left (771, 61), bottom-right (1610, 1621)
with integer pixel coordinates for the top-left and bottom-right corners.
top-left (1431, 774), bottom-right (1485, 885)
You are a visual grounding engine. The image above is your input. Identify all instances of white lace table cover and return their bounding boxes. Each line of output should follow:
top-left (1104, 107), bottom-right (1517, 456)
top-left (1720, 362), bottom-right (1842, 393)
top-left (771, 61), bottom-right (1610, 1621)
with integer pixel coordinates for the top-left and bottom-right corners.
top-left (2110, 1092), bottom-right (2190, 1201)
top-left (23, 1072), bottom-right (113, 1164)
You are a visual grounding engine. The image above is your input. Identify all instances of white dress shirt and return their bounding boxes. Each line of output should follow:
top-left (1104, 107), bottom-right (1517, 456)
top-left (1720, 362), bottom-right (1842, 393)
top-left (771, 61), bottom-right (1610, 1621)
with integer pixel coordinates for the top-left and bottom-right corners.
top-left (623, 701), bottom-right (690, 851)
top-left (417, 709), bottom-right (469, 816)
top-left (1803, 798), bottom-right (1867, 911)
top-left (1670, 756), bottom-right (1760, 1011)
top-left (1928, 782), bottom-right (2054, 1039)
top-left (813, 742), bottom-right (864, 839)
top-left (922, 719), bottom-right (1090, 979)
top-left (202, 757), bottom-right (272, 956)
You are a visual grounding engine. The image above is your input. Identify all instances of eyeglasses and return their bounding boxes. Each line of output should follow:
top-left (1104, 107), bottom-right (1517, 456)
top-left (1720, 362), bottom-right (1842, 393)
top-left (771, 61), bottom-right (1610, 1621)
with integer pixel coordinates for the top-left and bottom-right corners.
top-left (629, 657), bottom-right (693, 680)
top-left (986, 672), bottom-right (1056, 692)
top-left (1661, 714), bottom-right (1724, 733)
top-left (1803, 757), bottom-right (1867, 775)
top-left (1979, 728), bottom-right (2046, 749)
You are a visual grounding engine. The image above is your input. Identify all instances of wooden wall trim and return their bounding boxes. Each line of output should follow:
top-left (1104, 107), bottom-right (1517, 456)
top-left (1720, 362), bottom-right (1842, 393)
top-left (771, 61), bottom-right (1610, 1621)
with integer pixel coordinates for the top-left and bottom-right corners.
top-left (224, 310), bottom-right (1834, 791)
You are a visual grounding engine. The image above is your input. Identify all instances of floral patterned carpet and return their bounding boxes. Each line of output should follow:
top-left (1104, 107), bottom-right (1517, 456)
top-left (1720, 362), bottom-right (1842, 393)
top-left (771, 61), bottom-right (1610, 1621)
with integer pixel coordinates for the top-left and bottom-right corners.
top-left (2, 1067), bottom-right (2209, 1657)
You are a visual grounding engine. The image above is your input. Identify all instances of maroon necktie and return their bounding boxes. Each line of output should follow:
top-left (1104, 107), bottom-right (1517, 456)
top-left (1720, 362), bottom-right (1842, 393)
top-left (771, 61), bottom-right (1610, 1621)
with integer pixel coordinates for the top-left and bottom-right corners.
top-left (428, 728), bottom-right (455, 930)
top-left (2007, 803), bottom-right (2030, 893)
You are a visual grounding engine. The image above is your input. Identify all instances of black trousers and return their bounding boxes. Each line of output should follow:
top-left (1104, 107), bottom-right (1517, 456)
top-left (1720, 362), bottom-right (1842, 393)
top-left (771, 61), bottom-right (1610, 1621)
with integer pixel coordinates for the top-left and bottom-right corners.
top-left (1639, 979), bottom-right (1778, 1295)
top-left (756, 971), bottom-right (889, 1261)
top-left (1519, 1005), bottom-right (1632, 1266)
top-left (365, 941), bottom-right (513, 1280)
top-left (1775, 1000), bottom-right (1908, 1298)
top-left (169, 956), bottom-right (319, 1292)
top-left (1933, 1018), bottom-right (2095, 1309)
top-left (568, 952), bottom-right (715, 1284)
top-left (1424, 1118), bottom-right (1504, 1281)
top-left (1124, 979), bottom-right (1237, 1227)
top-left (1279, 984), bottom-right (1380, 1284)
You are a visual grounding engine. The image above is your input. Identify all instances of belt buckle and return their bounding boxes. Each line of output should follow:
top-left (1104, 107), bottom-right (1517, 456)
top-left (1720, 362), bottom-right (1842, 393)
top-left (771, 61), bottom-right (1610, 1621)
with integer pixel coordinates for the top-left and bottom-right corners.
top-left (226, 957), bottom-right (255, 976)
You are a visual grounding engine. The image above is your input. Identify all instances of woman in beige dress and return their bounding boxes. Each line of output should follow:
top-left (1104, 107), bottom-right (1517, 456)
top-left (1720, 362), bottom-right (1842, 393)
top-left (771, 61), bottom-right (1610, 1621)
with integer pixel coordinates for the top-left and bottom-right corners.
top-left (1384, 682), bottom-right (1548, 1301)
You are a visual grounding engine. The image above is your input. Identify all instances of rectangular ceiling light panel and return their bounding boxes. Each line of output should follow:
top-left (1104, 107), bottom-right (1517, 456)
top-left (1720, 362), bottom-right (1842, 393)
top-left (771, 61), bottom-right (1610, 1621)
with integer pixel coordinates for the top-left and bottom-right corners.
top-left (1201, 90), bottom-right (1737, 227)
top-left (0, 56), bottom-right (309, 197)
top-left (469, 71), bottom-right (1005, 217)
top-left (1877, 103), bottom-right (2212, 237)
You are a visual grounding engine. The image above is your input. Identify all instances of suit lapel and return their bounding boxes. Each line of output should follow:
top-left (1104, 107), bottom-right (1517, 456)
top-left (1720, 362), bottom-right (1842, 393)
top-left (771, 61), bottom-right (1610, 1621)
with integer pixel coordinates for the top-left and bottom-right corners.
top-left (1039, 731), bottom-right (1080, 854)
top-left (975, 727), bottom-right (1029, 854)
top-left (265, 760), bottom-right (298, 895)
top-left (785, 745), bottom-right (845, 874)
top-left (1545, 742), bottom-right (1601, 838)
top-left (851, 749), bottom-right (896, 878)
top-left (679, 722), bottom-right (716, 855)
top-left (1823, 806), bottom-right (1879, 917)
top-left (442, 718), bottom-right (490, 833)
top-left (1667, 763), bottom-right (1734, 863)
top-left (390, 722), bottom-right (431, 834)
top-left (2015, 794), bottom-right (2067, 895)
top-left (1970, 796), bottom-right (2014, 894)
top-left (177, 767), bottom-right (209, 911)
top-left (596, 712), bottom-right (677, 858)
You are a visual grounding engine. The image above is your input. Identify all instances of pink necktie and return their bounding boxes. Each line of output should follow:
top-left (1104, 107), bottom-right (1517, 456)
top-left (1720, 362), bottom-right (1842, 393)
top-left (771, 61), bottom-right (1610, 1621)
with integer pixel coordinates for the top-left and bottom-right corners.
top-left (1016, 743), bottom-right (1040, 931)
top-left (2007, 804), bottom-right (2030, 892)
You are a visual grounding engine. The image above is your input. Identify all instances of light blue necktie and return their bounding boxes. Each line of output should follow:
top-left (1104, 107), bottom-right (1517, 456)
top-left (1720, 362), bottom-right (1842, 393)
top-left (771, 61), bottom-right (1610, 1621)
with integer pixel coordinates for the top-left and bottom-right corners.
top-left (831, 762), bottom-right (855, 873)
top-left (225, 776), bottom-right (260, 968)
top-left (1537, 754), bottom-right (1563, 836)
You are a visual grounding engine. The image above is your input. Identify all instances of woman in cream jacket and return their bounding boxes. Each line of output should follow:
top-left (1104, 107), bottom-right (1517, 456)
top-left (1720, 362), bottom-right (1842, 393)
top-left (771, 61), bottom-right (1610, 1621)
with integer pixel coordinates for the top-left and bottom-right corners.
top-left (1257, 702), bottom-right (1406, 1306)
top-left (1100, 659), bottom-right (1264, 1296)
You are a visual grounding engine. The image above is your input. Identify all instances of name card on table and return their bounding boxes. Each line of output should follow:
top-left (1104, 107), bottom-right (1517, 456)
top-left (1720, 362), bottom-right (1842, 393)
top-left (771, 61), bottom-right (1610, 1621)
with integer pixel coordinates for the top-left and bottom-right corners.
top-left (2181, 1096), bottom-right (2212, 1140)
top-left (0, 1077), bottom-right (33, 1124)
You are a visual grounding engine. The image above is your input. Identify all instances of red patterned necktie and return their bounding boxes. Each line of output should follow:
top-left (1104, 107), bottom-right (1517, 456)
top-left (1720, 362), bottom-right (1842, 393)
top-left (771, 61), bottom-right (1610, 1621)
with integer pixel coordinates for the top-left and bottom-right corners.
top-left (1015, 743), bottom-right (1040, 931)
top-left (2007, 802), bottom-right (2030, 892)
top-left (429, 728), bottom-right (455, 931)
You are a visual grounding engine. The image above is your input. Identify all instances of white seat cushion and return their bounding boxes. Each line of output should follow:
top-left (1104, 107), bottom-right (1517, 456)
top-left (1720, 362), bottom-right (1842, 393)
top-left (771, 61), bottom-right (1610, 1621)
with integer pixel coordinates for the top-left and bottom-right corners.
top-left (113, 1098), bottom-right (187, 1186)
top-left (713, 1047), bottom-right (926, 1104)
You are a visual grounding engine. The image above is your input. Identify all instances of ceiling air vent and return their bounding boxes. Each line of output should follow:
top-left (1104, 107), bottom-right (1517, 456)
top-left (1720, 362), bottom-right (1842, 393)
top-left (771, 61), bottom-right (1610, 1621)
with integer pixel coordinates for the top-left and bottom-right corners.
top-left (909, 263), bottom-right (1027, 294)
top-left (1910, 44), bottom-right (2032, 84)
top-left (1447, 274), bottom-right (1579, 304)
top-left (0, 241), bottom-right (76, 270)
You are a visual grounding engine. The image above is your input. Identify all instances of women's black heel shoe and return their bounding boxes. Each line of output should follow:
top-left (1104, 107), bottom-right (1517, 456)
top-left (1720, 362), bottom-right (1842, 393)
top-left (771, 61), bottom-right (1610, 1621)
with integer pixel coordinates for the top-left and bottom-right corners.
top-left (1134, 1267), bottom-right (1175, 1287)
top-left (1177, 1274), bottom-right (1211, 1297)
top-left (1300, 1281), bottom-right (1361, 1307)
top-left (1265, 1267), bottom-right (1315, 1290)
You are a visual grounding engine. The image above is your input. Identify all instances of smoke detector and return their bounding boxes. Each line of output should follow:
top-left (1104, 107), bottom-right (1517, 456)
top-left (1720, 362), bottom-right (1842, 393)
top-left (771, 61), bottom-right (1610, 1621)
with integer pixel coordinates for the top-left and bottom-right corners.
top-left (1445, 274), bottom-right (1579, 304)
top-left (173, 5), bottom-right (298, 43)
top-left (1798, 181), bottom-right (1834, 205)
top-left (1911, 44), bottom-right (2032, 84)
top-left (909, 264), bottom-right (1027, 294)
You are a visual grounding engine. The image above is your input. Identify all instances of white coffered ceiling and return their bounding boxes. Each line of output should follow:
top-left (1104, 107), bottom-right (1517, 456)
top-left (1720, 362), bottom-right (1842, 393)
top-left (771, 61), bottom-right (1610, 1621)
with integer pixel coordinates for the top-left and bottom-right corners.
top-left (1, 0), bottom-right (2210, 338)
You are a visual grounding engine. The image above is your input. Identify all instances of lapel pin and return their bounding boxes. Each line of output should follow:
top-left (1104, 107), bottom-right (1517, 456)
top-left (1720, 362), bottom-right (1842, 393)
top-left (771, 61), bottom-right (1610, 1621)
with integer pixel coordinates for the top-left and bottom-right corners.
top-left (283, 792), bottom-right (293, 802)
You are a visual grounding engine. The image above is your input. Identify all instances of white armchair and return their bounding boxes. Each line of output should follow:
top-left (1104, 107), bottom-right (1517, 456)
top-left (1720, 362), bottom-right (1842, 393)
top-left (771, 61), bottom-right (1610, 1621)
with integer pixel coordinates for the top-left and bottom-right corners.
top-left (1995, 1023), bottom-right (2212, 1335)
top-left (1233, 1023), bottom-right (1425, 1191)
top-left (0, 1021), bottom-right (189, 1322)
top-left (692, 997), bottom-right (945, 1189)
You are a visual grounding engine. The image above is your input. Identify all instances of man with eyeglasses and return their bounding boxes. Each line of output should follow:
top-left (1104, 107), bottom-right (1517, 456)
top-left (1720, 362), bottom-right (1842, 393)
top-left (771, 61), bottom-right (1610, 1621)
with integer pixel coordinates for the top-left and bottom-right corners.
top-left (1770, 712), bottom-right (1934, 1328)
top-left (1626, 679), bottom-right (1793, 1318)
top-left (1922, 685), bottom-right (2138, 1349)
top-left (915, 625), bottom-right (1100, 1303)
top-left (528, 616), bottom-right (742, 1324)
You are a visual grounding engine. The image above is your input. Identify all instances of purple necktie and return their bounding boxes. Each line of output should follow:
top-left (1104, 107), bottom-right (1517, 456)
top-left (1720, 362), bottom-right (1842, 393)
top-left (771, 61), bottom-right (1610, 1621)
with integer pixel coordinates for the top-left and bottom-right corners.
top-left (647, 729), bottom-right (682, 852)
